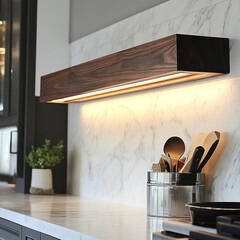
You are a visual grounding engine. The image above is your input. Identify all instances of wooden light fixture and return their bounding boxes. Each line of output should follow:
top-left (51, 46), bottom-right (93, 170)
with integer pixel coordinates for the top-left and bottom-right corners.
top-left (40, 34), bottom-right (229, 103)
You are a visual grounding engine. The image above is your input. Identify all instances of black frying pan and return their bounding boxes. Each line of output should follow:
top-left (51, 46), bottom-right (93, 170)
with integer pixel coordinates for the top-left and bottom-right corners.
top-left (186, 202), bottom-right (240, 228)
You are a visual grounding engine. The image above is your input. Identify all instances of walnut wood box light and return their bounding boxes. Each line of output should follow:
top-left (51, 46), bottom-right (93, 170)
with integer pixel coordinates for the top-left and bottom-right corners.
top-left (40, 34), bottom-right (230, 103)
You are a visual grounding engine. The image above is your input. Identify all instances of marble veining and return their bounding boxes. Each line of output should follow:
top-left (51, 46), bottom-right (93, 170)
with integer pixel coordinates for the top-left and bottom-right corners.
top-left (70, 0), bottom-right (227, 66)
top-left (68, 0), bottom-right (240, 208)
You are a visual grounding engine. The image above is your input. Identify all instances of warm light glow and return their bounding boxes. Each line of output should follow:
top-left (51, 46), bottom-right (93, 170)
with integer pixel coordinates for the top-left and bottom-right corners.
top-left (50, 73), bottom-right (192, 103)
top-left (0, 48), bottom-right (6, 55)
top-left (0, 21), bottom-right (3, 25)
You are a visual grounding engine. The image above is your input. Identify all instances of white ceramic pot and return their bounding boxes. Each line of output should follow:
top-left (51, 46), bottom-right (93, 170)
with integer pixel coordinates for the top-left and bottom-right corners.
top-left (30, 169), bottom-right (54, 194)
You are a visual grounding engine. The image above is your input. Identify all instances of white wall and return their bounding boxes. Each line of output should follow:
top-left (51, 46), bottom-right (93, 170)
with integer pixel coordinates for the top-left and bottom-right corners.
top-left (35, 0), bottom-right (70, 96)
top-left (67, 0), bottom-right (240, 207)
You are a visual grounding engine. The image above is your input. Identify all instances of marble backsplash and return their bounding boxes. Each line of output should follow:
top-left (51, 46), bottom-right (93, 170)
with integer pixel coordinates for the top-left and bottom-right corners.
top-left (67, 0), bottom-right (240, 207)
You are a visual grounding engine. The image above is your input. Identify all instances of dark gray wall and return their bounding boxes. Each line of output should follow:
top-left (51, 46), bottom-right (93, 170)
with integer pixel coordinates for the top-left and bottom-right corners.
top-left (69, 0), bottom-right (169, 42)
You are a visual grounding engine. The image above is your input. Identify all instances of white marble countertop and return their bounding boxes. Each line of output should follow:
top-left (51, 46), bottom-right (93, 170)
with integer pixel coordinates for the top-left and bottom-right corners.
top-left (0, 184), bottom-right (163, 240)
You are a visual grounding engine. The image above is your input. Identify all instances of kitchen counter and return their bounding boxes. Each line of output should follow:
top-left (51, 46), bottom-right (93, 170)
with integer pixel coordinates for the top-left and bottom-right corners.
top-left (0, 183), bottom-right (163, 240)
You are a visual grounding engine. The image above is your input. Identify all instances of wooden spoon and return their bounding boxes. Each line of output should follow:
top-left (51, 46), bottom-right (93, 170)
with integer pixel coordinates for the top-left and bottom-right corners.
top-left (159, 157), bottom-right (166, 172)
top-left (163, 136), bottom-right (185, 171)
top-left (180, 131), bottom-right (220, 173)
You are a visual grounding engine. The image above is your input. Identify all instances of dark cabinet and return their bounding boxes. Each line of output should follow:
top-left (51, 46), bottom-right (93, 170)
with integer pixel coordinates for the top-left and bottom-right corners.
top-left (0, 218), bottom-right (21, 240)
top-left (0, 219), bottom-right (60, 240)
top-left (41, 233), bottom-right (59, 240)
top-left (21, 227), bottom-right (60, 240)
top-left (9, 0), bottom-right (67, 194)
top-left (0, 0), bottom-right (67, 192)
top-left (0, 0), bottom-right (36, 183)
top-left (22, 227), bottom-right (40, 240)
top-left (0, 0), bottom-right (17, 127)
top-left (0, 0), bottom-right (25, 127)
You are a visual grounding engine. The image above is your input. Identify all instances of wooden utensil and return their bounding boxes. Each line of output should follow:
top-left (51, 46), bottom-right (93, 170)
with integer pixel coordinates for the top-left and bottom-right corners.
top-left (180, 131), bottom-right (220, 173)
top-left (179, 133), bottom-right (205, 173)
top-left (161, 154), bottom-right (171, 172)
top-left (151, 163), bottom-right (161, 172)
top-left (177, 157), bottom-right (186, 172)
top-left (159, 157), bottom-right (166, 172)
top-left (186, 133), bottom-right (205, 162)
top-left (163, 136), bottom-right (185, 171)
top-left (197, 131), bottom-right (220, 172)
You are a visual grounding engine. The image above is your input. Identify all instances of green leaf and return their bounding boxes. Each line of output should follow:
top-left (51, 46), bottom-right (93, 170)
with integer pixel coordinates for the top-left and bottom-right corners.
top-left (26, 139), bottom-right (64, 169)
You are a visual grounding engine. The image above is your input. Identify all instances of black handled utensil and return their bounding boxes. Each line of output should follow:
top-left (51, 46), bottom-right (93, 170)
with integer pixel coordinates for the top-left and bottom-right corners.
top-left (189, 146), bottom-right (205, 173)
top-left (197, 139), bottom-right (219, 172)
top-left (196, 131), bottom-right (220, 173)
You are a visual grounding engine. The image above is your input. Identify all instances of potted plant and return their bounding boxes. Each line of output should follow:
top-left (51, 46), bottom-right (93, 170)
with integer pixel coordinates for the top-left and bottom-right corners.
top-left (26, 139), bottom-right (64, 194)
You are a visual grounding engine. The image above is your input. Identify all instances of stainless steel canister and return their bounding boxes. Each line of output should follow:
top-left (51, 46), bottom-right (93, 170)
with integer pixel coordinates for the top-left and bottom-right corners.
top-left (147, 172), bottom-right (205, 217)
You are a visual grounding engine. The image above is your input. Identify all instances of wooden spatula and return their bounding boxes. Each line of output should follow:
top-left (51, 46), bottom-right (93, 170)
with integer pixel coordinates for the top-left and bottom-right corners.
top-left (197, 131), bottom-right (220, 172)
top-left (180, 131), bottom-right (220, 173)
top-left (180, 133), bottom-right (205, 173)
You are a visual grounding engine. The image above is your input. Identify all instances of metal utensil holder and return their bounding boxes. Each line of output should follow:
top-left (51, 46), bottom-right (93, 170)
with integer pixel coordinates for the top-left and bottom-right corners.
top-left (147, 172), bottom-right (205, 217)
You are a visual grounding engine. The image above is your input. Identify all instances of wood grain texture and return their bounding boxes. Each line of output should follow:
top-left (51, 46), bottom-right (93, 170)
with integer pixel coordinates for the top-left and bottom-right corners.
top-left (40, 34), bottom-right (229, 103)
